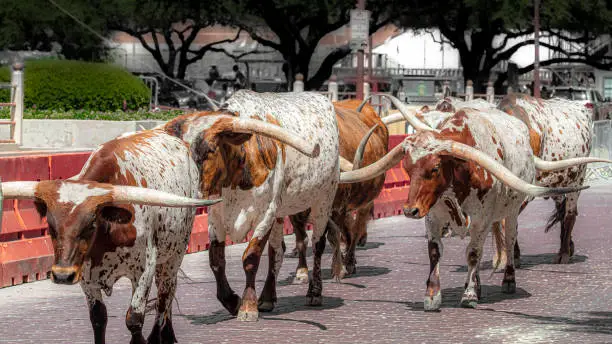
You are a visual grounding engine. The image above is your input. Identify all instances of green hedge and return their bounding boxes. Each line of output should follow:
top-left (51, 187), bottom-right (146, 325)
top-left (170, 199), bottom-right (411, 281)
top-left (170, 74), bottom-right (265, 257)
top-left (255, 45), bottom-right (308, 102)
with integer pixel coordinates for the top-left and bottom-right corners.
top-left (0, 60), bottom-right (150, 111)
top-left (0, 108), bottom-right (185, 121)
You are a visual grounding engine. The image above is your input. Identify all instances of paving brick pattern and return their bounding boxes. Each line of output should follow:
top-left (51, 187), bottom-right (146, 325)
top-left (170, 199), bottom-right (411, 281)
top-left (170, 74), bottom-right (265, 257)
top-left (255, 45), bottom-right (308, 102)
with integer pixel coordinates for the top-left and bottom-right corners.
top-left (1, 182), bottom-right (612, 343)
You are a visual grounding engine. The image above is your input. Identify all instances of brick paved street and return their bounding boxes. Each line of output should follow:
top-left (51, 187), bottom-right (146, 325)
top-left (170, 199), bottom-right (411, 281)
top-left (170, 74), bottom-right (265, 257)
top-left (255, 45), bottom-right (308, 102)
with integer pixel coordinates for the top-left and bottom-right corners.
top-left (1, 181), bottom-right (612, 343)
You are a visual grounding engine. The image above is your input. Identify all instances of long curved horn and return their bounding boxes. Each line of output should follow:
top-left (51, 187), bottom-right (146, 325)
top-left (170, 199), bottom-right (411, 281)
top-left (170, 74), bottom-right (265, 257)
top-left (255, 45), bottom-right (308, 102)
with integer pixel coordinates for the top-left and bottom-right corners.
top-left (356, 96), bottom-right (372, 113)
top-left (353, 124), bottom-right (379, 170)
top-left (381, 112), bottom-right (406, 126)
top-left (379, 94), bottom-right (436, 132)
top-left (1, 181), bottom-right (38, 199)
top-left (534, 156), bottom-right (612, 171)
top-left (339, 157), bottom-right (353, 171)
top-left (220, 116), bottom-right (320, 158)
top-left (340, 143), bottom-right (405, 183)
top-left (112, 185), bottom-right (222, 207)
top-left (445, 141), bottom-right (589, 197)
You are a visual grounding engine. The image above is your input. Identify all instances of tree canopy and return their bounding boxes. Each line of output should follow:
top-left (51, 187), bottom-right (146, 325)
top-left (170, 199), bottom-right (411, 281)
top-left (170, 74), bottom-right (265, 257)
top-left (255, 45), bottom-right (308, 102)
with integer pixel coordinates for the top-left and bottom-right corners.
top-left (396, 0), bottom-right (612, 91)
top-left (226, 0), bottom-right (406, 89)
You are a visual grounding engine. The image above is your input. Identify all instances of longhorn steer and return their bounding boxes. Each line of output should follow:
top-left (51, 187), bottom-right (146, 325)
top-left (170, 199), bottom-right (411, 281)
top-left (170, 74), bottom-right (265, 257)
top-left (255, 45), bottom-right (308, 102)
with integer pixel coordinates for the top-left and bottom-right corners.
top-left (342, 95), bottom-right (591, 310)
top-left (1, 130), bottom-right (221, 344)
top-left (498, 94), bottom-right (599, 264)
top-left (286, 99), bottom-right (388, 281)
top-left (163, 90), bottom-right (338, 321)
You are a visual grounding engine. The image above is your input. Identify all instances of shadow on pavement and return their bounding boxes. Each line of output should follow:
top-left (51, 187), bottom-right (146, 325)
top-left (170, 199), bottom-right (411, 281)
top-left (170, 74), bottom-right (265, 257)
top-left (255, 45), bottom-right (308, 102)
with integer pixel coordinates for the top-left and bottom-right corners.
top-left (453, 254), bottom-right (589, 273)
top-left (181, 295), bottom-right (344, 329)
top-left (354, 285), bottom-right (531, 311)
top-left (479, 309), bottom-right (612, 336)
top-left (283, 241), bottom-right (386, 259)
top-left (277, 265), bottom-right (392, 287)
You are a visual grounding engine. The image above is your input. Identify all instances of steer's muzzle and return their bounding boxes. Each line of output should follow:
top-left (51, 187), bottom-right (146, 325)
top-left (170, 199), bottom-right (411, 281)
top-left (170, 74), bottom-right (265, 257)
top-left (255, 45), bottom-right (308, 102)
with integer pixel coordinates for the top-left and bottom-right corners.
top-left (51, 265), bottom-right (80, 285)
top-left (403, 205), bottom-right (422, 219)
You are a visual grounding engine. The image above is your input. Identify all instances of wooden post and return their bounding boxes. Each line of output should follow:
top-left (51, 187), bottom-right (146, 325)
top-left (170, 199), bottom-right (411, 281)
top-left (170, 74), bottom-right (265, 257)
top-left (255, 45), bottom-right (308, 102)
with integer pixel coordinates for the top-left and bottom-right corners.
top-left (293, 73), bottom-right (304, 92)
top-left (329, 75), bottom-right (339, 102)
top-left (465, 80), bottom-right (473, 101)
top-left (11, 62), bottom-right (24, 146)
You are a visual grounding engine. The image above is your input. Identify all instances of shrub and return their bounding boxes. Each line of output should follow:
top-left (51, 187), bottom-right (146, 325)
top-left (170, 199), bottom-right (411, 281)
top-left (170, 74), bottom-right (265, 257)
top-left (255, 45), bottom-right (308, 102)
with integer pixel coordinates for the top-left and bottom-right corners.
top-left (0, 60), bottom-right (150, 111)
top-left (0, 107), bottom-right (185, 121)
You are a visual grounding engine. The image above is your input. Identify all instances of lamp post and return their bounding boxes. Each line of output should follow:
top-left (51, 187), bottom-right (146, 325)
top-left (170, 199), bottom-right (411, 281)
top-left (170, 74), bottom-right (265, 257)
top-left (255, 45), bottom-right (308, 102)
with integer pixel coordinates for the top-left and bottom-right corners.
top-left (356, 0), bottom-right (366, 99)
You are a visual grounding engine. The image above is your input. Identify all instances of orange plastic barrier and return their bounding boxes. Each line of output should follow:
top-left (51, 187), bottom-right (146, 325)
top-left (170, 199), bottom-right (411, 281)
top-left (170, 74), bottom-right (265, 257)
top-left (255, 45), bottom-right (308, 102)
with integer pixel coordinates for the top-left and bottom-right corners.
top-left (0, 136), bottom-right (412, 288)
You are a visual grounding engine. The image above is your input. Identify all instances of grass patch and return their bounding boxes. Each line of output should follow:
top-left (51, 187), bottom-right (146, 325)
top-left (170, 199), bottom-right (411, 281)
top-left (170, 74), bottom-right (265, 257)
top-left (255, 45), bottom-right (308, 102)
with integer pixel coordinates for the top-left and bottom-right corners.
top-left (0, 107), bottom-right (185, 121)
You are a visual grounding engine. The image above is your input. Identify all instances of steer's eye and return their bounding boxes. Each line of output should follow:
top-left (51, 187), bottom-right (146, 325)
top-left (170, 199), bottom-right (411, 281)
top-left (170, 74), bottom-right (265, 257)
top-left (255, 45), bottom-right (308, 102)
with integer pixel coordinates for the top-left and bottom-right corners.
top-left (431, 166), bottom-right (440, 174)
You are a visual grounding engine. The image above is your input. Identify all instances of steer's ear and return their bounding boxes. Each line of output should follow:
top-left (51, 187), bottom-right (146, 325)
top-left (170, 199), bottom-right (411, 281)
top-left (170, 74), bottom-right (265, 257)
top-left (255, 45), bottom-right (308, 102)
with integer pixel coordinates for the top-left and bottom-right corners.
top-left (98, 205), bottom-right (136, 247)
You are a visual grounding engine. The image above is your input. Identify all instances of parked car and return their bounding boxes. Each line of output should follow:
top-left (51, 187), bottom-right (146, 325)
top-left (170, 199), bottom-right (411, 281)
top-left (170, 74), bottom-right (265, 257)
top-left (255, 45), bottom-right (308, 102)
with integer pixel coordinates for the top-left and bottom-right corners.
top-left (550, 86), bottom-right (612, 120)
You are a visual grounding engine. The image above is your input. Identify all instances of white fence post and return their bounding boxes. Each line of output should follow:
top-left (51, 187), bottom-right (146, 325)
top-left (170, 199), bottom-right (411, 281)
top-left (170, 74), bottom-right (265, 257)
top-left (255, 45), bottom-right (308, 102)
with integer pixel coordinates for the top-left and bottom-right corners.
top-left (465, 79), bottom-right (473, 101)
top-left (11, 62), bottom-right (24, 146)
top-left (293, 73), bottom-right (304, 92)
top-left (363, 75), bottom-right (370, 100)
top-left (486, 80), bottom-right (495, 103)
top-left (329, 75), bottom-right (338, 102)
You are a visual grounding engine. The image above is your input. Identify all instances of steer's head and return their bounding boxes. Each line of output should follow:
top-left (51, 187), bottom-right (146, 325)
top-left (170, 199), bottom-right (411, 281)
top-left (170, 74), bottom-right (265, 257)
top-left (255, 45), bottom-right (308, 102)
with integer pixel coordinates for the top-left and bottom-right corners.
top-left (164, 111), bottom-right (319, 197)
top-left (1, 180), bottom-right (221, 285)
top-left (401, 133), bottom-right (456, 218)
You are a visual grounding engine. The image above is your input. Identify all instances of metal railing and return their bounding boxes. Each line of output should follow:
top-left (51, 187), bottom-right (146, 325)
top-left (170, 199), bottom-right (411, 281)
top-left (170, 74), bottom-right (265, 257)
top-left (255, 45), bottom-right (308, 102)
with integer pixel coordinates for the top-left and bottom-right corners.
top-left (139, 76), bottom-right (159, 111)
top-left (587, 120), bottom-right (612, 180)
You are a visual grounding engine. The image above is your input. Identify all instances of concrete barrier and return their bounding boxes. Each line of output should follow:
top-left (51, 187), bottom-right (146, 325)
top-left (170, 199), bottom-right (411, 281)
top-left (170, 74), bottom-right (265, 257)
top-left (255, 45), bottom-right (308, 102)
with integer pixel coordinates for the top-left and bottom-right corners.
top-left (0, 120), bottom-right (167, 149)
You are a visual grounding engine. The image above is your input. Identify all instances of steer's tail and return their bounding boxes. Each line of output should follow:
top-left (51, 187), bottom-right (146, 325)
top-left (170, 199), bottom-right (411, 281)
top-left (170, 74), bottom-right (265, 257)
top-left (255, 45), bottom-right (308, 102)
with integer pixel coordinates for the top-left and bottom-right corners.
top-left (545, 196), bottom-right (567, 233)
top-left (326, 219), bottom-right (344, 282)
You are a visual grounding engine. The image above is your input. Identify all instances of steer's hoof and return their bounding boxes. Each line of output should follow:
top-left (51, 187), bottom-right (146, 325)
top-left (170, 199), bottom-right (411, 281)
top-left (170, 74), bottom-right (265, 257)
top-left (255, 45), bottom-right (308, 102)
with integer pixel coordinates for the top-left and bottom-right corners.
top-left (130, 334), bottom-right (147, 344)
top-left (293, 268), bottom-right (309, 284)
top-left (460, 293), bottom-right (478, 309)
top-left (257, 300), bottom-right (275, 312)
top-left (423, 292), bottom-right (441, 312)
top-left (502, 280), bottom-right (516, 294)
top-left (554, 253), bottom-right (570, 264)
top-left (237, 309), bottom-right (259, 322)
top-left (357, 234), bottom-right (367, 247)
top-left (307, 295), bottom-right (322, 306)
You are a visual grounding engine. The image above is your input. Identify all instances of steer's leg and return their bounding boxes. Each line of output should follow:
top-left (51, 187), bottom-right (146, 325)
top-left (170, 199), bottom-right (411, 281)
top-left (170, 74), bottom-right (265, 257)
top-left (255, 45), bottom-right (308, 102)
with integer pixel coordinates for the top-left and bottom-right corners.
top-left (289, 209), bottom-right (311, 284)
top-left (209, 222), bottom-right (241, 315)
top-left (259, 218), bottom-right (285, 312)
top-left (83, 285), bottom-right (107, 344)
top-left (306, 200), bottom-right (339, 307)
top-left (424, 215), bottom-right (444, 311)
top-left (126, 244), bottom-right (157, 344)
top-left (147, 261), bottom-right (181, 344)
top-left (501, 216), bottom-right (519, 294)
top-left (555, 192), bottom-right (580, 264)
top-left (343, 204), bottom-right (371, 277)
top-left (333, 210), bottom-right (350, 279)
top-left (237, 231), bottom-right (271, 322)
top-left (460, 222), bottom-right (487, 309)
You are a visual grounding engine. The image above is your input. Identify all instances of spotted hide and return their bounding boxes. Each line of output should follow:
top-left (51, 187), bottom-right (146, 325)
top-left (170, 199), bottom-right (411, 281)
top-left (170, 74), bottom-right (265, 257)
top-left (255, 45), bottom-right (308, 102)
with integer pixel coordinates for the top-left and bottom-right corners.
top-left (11, 129), bottom-right (213, 344)
top-left (287, 99), bottom-right (389, 282)
top-left (164, 90), bottom-right (339, 321)
top-left (498, 93), bottom-right (593, 264)
top-left (399, 108), bottom-right (540, 311)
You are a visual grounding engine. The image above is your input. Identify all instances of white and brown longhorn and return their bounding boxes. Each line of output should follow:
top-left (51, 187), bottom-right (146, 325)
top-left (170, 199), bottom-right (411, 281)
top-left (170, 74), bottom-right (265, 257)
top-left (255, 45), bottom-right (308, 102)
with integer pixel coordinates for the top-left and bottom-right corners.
top-left (163, 90), bottom-right (340, 322)
top-left (342, 94), bottom-right (606, 311)
top-left (2, 130), bottom-right (221, 344)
